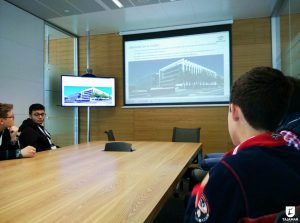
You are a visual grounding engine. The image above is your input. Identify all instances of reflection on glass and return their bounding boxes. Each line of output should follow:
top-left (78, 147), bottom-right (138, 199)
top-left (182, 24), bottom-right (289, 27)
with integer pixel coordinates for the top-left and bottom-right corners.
top-left (44, 25), bottom-right (78, 147)
top-left (279, 0), bottom-right (300, 79)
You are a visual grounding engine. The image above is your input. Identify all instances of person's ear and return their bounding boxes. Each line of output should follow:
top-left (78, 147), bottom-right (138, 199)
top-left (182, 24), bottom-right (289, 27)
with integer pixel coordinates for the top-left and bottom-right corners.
top-left (230, 103), bottom-right (240, 121)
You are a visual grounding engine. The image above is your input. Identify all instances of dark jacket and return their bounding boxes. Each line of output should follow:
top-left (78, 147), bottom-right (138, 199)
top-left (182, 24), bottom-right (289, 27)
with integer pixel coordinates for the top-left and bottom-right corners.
top-left (185, 133), bottom-right (300, 223)
top-left (277, 112), bottom-right (300, 137)
top-left (19, 118), bottom-right (53, 152)
top-left (0, 128), bottom-right (21, 160)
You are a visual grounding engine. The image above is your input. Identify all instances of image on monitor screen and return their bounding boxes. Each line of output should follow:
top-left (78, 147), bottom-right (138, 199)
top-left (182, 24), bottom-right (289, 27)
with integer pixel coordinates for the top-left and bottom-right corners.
top-left (61, 75), bottom-right (116, 107)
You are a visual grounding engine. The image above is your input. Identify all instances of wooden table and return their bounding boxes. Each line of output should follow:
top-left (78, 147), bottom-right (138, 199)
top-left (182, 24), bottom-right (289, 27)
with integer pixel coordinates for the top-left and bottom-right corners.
top-left (0, 141), bottom-right (201, 223)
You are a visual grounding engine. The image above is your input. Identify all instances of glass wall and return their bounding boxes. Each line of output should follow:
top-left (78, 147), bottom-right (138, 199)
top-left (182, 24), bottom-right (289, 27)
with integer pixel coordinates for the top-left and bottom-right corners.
top-left (44, 24), bottom-right (78, 147)
top-left (274, 0), bottom-right (300, 78)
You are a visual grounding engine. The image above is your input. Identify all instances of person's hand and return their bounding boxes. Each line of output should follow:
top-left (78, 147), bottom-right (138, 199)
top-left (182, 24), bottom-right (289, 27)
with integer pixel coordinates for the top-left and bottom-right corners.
top-left (9, 126), bottom-right (19, 141)
top-left (21, 146), bottom-right (36, 158)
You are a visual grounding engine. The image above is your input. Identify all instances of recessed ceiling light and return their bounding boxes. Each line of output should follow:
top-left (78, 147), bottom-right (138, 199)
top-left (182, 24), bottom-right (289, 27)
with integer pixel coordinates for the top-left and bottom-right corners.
top-left (64, 9), bottom-right (70, 13)
top-left (112, 0), bottom-right (123, 8)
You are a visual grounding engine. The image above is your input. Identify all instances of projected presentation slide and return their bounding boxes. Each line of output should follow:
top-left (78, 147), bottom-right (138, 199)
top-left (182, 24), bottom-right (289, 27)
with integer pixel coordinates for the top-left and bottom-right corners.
top-left (61, 76), bottom-right (115, 107)
top-left (124, 28), bottom-right (231, 106)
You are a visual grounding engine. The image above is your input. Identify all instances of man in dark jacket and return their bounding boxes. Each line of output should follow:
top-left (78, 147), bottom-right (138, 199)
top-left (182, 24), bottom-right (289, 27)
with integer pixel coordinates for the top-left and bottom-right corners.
top-left (277, 76), bottom-right (300, 150)
top-left (19, 103), bottom-right (57, 152)
top-left (0, 103), bottom-right (36, 160)
top-left (185, 67), bottom-right (300, 223)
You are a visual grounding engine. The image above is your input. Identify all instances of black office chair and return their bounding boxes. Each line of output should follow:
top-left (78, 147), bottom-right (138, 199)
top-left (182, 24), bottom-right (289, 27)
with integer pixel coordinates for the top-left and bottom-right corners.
top-left (200, 157), bottom-right (223, 171)
top-left (172, 127), bottom-right (201, 163)
top-left (204, 152), bottom-right (225, 159)
top-left (172, 127), bottom-right (201, 195)
top-left (172, 127), bottom-right (201, 143)
top-left (104, 130), bottom-right (115, 141)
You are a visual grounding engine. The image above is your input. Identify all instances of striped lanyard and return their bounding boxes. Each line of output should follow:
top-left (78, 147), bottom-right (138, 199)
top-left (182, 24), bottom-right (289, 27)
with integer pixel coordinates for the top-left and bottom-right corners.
top-left (0, 131), bottom-right (3, 147)
top-left (38, 126), bottom-right (53, 146)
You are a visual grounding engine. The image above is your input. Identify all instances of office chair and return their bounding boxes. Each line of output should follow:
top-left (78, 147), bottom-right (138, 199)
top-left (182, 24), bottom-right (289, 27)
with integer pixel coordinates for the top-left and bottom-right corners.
top-left (104, 130), bottom-right (115, 141)
top-left (200, 157), bottom-right (223, 171)
top-left (172, 127), bottom-right (201, 163)
top-left (172, 127), bottom-right (201, 143)
top-left (172, 127), bottom-right (201, 195)
top-left (204, 152), bottom-right (225, 159)
top-left (199, 152), bottom-right (224, 171)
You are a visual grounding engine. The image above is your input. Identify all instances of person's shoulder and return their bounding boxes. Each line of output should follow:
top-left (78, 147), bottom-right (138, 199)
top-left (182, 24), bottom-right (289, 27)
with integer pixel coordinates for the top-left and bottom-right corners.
top-left (221, 148), bottom-right (257, 164)
top-left (2, 128), bottom-right (10, 137)
top-left (216, 147), bottom-right (269, 176)
top-left (222, 144), bottom-right (300, 176)
top-left (277, 112), bottom-right (300, 136)
top-left (223, 146), bottom-right (266, 165)
top-left (19, 118), bottom-right (37, 131)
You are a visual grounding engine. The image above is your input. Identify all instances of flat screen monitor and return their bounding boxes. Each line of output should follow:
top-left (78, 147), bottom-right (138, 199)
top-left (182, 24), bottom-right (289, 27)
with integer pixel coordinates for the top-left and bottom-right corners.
top-left (123, 24), bottom-right (232, 107)
top-left (61, 75), bottom-right (116, 107)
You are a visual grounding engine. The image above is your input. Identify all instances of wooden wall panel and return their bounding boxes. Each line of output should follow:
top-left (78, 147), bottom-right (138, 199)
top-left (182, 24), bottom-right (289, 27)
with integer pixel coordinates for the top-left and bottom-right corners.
top-left (78, 17), bottom-right (272, 155)
top-left (232, 18), bottom-right (272, 81)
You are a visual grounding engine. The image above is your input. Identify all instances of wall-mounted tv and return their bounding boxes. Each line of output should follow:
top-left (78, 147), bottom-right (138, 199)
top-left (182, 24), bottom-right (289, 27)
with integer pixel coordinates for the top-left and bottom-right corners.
top-left (61, 75), bottom-right (116, 107)
top-left (123, 24), bottom-right (232, 107)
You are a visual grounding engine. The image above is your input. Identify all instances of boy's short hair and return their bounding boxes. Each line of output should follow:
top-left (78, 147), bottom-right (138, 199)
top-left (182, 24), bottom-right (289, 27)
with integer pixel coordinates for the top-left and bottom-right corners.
top-left (0, 103), bottom-right (13, 118)
top-left (230, 67), bottom-right (291, 131)
top-left (29, 103), bottom-right (45, 115)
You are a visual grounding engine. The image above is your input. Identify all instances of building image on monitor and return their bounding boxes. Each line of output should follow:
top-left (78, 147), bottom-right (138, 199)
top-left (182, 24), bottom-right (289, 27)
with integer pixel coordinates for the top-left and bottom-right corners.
top-left (64, 87), bottom-right (112, 104)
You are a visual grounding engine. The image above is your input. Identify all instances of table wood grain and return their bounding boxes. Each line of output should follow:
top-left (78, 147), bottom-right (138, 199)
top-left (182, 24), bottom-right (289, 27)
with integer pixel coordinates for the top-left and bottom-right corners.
top-left (0, 141), bottom-right (201, 223)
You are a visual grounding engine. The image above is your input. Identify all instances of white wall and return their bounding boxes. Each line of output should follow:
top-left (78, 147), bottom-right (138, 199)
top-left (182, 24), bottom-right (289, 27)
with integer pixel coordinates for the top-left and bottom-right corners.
top-left (0, 0), bottom-right (44, 125)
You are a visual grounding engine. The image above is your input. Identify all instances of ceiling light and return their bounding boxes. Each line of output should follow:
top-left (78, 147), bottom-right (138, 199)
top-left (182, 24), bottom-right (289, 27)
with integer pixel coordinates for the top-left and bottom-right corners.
top-left (112, 0), bottom-right (123, 8)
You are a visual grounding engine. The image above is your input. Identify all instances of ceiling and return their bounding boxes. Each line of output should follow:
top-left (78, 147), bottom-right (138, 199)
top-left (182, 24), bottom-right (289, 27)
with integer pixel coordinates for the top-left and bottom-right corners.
top-left (4, 0), bottom-right (293, 36)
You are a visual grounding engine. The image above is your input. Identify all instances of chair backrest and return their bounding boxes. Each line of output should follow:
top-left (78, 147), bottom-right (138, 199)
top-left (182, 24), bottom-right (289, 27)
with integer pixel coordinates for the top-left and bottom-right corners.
top-left (104, 130), bottom-right (115, 141)
top-left (172, 127), bottom-right (201, 143)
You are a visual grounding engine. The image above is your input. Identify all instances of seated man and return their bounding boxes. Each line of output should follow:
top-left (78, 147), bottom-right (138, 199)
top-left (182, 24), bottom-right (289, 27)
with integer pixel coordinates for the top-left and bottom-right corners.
top-left (0, 103), bottom-right (36, 160)
top-left (19, 103), bottom-right (57, 152)
top-left (277, 76), bottom-right (300, 150)
top-left (191, 76), bottom-right (300, 187)
top-left (185, 67), bottom-right (300, 222)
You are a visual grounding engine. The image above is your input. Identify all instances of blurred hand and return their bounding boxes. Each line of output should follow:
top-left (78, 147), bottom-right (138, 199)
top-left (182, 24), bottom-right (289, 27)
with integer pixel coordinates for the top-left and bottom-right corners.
top-left (21, 146), bottom-right (36, 158)
top-left (9, 126), bottom-right (19, 141)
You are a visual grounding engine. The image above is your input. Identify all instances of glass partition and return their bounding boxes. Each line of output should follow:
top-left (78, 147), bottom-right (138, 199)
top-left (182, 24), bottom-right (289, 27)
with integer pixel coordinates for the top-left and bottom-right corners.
top-left (275, 0), bottom-right (300, 78)
top-left (44, 24), bottom-right (78, 147)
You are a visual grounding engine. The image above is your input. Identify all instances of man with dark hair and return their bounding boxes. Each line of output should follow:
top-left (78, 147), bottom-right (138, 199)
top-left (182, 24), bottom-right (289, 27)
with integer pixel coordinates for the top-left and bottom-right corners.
top-left (185, 67), bottom-right (300, 222)
top-left (0, 103), bottom-right (36, 160)
top-left (19, 103), bottom-right (57, 152)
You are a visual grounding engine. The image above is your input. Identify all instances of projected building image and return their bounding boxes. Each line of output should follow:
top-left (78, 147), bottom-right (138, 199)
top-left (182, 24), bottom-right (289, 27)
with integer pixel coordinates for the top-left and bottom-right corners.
top-left (157, 58), bottom-right (223, 88)
top-left (129, 58), bottom-right (224, 98)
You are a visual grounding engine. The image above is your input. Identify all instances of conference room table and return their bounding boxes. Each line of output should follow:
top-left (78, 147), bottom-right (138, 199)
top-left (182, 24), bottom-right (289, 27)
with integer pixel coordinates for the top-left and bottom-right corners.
top-left (0, 141), bottom-right (201, 223)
